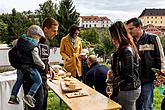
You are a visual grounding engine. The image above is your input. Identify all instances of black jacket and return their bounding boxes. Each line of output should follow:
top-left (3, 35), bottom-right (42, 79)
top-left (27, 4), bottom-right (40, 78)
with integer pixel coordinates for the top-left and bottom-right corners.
top-left (16, 35), bottom-right (38, 66)
top-left (135, 32), bottom-right (163, 83)
top-left (112, 46), bottom-right (141, 91)
top-left (38, 38), bottom-right (50, 81)
top-left (85, 62), bottom-right (109, 96)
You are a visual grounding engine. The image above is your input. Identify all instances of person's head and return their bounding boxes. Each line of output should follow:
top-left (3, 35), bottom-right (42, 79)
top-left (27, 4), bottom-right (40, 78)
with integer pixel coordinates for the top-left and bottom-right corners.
top-left (109, 21), bottom-right (132, 48)
top-left (27, 25), bottom-right (45, 42)
top-left (80, 49), bottom-right (89, 59)
top-left (69, 24), bottom-right (80, 39)
top-left (42, 17), bottom-right (59, 39)
top-left (87, 55), bottom-right (97, 68)
top-left (109, 21), bottom-right (139, 58)
top-left (126, 17), bottom-right (143, 39)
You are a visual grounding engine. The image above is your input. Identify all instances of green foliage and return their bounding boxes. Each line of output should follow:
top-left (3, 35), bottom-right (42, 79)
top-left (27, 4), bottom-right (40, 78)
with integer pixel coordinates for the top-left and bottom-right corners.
top-left (99, 28), bottom-right (116, 59)
top-left (79, 28), bottom-right (115, 61)
top-left (154, 87), bottom-right (164, 110)
top-left (0, 19), bottom-right (8, 43)
top-left (160, 36), bottom-right (165, 51)
top-left (0, 8), bottom-right (33, 44)
top-left (80, 28), bottom-right (100, 45)
top-left (94, 43), bottom-right (105, 57)
top-left (91, 28), bottom-right (115, 61)
top-left (35, 0), bottom-right (58, 25)
top-left (81, 39), bottom-right (90, 48)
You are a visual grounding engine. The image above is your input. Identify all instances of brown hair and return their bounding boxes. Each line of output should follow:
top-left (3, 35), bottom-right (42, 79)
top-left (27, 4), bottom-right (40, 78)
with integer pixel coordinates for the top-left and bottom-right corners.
top-left (126, 17), bottom-right (142, 27)
top-left (109, 21), bottom-right (139, 59)
top-left (42, 17), bottom-right (59, 30)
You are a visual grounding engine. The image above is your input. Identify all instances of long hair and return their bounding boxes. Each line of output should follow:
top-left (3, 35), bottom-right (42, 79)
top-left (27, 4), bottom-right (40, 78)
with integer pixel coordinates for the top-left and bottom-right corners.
top-left (109, 21), bottom-right (140, 59)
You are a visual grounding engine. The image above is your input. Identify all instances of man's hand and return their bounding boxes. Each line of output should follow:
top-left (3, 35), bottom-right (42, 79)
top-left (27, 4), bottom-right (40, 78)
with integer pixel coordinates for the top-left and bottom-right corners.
top-left (48, 67), bottom-right (57, 79)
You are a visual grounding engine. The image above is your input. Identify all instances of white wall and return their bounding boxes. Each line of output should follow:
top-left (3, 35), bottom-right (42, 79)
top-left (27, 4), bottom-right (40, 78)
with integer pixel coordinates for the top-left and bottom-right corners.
top-left (0, 47), bottom-right (63, 66)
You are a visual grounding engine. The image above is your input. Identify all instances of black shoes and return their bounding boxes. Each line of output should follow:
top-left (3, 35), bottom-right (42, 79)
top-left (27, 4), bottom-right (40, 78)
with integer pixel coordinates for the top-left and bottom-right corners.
top-left (8, 95), bottom-right (20, 104)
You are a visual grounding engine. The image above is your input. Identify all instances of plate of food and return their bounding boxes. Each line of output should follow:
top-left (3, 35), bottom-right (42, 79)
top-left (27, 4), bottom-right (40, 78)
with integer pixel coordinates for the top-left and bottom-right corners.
top-left (66, 91), bottom-right (88, 98)
top-left (60, 80), bottom-right (81, 92)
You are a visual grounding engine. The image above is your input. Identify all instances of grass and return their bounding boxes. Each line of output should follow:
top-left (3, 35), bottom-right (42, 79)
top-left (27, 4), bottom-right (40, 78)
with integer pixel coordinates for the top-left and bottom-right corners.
top-left (154, 86), bottom-right (164, 110)
top-left (47, 87), bottom-right (164, 110)
top-left (47, 91), bottom-right (69, 110)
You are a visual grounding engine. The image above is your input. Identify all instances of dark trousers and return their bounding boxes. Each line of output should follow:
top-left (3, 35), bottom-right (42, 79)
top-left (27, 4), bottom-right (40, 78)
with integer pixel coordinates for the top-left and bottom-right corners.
top-left (23, 70), bottom-right (48, 110)
top-left (162, 97), bottom-right (165, 110)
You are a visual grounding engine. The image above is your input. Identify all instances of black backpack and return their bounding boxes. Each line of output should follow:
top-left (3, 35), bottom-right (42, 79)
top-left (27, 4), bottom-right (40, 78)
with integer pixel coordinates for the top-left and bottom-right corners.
top-left (8, 46), bottom-right (22, 69)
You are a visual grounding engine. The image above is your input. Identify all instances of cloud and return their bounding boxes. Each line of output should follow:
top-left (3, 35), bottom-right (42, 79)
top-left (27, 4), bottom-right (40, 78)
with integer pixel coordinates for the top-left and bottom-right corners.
top-left (74, 0), bottom-right (165, 21)
top-left (1, 0), bottom-right (165, 22)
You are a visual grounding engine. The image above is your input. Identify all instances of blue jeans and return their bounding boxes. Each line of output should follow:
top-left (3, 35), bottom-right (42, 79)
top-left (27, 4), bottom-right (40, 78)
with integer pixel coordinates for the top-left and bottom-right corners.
top-left (11, 67), bottom-right (42, 97)
top-left (28, 67), bottom-right (42, 96)
top-left (136, 82), bottom-right (154, 110)
top-left (11, 69), bottom-right (23, 96)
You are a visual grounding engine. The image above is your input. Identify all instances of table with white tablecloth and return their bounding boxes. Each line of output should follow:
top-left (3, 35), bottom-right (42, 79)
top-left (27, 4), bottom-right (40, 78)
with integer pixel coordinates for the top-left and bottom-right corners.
top-left (0, 70), bottom-right (24, 110)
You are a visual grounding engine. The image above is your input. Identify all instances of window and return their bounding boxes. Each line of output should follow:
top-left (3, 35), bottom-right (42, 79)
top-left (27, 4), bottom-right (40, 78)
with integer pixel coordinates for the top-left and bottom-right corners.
top-left (155, 21), bottom-right (157, 23)
top-left (89, 24), bottom-right (91, 27)
top-left (86, 24), bottom-right (88, 27)
top-left (151, 21), bottom-right (153, 23)
top-left (147, 17), bottom-right (149, 19)
top-left (151, 17), bottom-right (153, 19)
top-left (94, 24), bottom-right (96, 27)
top-left (155, 17), bottom-right (157, 19)
top-left (161, 21), bottom-right (163, 23)
top-left (147, 21), bottom-right (149, 23)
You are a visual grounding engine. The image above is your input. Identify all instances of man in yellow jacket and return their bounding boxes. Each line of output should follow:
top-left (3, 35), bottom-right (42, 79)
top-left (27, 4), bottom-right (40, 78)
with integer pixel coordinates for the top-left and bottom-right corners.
top-left (60, 24), bottom-right (82, 79)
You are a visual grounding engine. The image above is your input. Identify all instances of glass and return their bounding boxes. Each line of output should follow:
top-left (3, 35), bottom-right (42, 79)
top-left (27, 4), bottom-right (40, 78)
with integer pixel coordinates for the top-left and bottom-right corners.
top-left (106, 83), bottom-right (113, 102)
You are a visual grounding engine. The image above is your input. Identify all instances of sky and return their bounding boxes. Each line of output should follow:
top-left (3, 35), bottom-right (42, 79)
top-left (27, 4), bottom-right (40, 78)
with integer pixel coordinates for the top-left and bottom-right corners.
top-left (1, 0), bottom-right (165, 22)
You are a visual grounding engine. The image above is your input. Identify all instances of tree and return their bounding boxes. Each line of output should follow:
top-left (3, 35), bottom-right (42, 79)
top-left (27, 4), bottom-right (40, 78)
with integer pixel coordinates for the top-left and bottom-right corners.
top-left (56, 0), bottom-right (79, 46)
top-left (0, 19), bottom-right (8, 43)
top-left (35, 0), bottom-right (58, 25)
top-left (0, 8), bottom-right (33, 44)
top-left (100, 29), bottom-right (115, 57)
top-left (79, 28), bottom-right (100, 45)
top-left (86, 28), bottom-right (115, 62)
top-left (160, 36), bottom-right (165, 51)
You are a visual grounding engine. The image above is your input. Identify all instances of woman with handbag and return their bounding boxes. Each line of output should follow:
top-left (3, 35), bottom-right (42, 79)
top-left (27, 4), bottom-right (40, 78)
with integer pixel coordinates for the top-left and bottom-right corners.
top-left (109, 21), bottom-right (141, 110)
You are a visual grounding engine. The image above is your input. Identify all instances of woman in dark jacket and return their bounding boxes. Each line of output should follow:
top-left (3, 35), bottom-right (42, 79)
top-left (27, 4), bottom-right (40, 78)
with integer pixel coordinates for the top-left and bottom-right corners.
top-left (109, 21), bottom-right (141, 110)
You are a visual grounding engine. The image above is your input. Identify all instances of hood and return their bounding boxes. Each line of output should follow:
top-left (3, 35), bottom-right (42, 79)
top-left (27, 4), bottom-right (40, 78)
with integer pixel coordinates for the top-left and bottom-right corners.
top-left (17, 34), bottom-right (38, 51)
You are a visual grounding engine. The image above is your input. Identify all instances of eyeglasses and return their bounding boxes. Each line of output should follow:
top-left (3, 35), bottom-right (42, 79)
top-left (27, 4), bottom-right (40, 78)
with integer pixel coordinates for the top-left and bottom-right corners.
top-left (74, 31), bottom-right (79, 35)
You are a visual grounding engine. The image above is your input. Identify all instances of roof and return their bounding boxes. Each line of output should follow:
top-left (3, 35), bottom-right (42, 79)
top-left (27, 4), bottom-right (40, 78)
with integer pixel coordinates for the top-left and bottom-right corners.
top-left (139, 8), bottom-right (165, 17)
top-left (80, 16), bottom-right (110, 21)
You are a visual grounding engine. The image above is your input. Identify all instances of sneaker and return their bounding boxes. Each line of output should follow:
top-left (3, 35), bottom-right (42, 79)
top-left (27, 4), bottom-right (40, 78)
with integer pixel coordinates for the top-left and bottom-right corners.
top-left (23, 95), bottom-right (35, 108)
top-left (8, 95), bottom-right (20, 104)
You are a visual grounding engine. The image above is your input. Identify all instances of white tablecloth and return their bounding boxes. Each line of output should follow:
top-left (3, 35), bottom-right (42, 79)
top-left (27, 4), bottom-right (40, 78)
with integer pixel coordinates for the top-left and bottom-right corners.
top-left (0, 70), bottom-right (24, 110)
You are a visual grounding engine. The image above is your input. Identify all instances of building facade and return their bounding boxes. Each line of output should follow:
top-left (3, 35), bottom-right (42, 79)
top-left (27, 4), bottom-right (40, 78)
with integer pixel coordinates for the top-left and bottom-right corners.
top-left (79, 16), bottom-right (112, 28)
top-left (139, 8), bottom-right (165, 26)
top-left (139, 8), bottom-right (165, 36)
